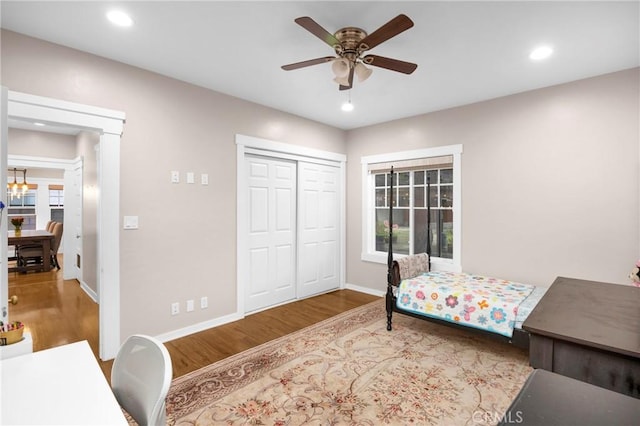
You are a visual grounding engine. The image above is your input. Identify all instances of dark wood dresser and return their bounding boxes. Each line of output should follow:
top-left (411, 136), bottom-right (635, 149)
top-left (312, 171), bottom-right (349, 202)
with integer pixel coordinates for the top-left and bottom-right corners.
top-left (523, 276), bottom-right (640, 398)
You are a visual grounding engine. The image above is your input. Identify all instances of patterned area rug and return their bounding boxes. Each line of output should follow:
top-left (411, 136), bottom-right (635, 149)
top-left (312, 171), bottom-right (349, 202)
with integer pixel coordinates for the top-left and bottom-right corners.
top-left (166, 301), bottom-right (531, 425)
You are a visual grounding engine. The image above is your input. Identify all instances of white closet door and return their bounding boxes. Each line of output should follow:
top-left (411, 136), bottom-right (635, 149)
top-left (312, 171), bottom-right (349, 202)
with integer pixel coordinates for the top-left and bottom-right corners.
top-left (245, 155), bottom-right (297, 312)
top-left (298, 162), bottom-right (340, 298)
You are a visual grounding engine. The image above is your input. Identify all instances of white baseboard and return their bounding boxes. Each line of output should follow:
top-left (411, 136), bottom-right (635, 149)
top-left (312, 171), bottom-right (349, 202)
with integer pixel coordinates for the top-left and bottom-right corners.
top-left (344, 282), bottom-right (385, 297)
top-left (154, 311), bottom-right (245, 344)
top-left (79, 280), bottom-right (98, 303)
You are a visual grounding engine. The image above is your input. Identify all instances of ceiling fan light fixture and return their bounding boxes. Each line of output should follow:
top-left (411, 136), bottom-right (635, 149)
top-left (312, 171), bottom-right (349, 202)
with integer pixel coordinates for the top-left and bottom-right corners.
top-left (341, 101), bottom-right (354, 112)
top-left (331, 58), bottom-right (350, 78)
top-left (354, 62), bottom-right (372, 82)
top-left (333, 75), bottom-right (351, 86)
top-left (341, 90), bottom-right (354, 112)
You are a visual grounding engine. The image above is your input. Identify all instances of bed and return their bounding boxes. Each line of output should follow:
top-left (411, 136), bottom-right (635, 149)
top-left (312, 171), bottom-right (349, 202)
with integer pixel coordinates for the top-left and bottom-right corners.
top-left (383, 167), bottom-right (546, 349)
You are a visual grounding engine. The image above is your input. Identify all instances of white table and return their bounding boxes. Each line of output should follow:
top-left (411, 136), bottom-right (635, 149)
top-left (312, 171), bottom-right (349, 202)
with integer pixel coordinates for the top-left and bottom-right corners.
top-left (0, 340), bottom-right (127, 425)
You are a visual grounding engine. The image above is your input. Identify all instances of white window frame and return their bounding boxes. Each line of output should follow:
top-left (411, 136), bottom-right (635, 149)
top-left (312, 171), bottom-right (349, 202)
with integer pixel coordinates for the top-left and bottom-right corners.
top-left (361, 144), bottom-right (463, 272)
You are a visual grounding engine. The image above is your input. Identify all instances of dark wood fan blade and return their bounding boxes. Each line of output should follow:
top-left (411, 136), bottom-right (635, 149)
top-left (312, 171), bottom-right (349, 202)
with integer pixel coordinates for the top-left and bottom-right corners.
top-left (358, 14), bottom-right (414, 51)
top-left (281, 56), bottom-right (335, 71)
top-left (295, 17), bottom-right (341, 48)
top-left (362, 55), bottom-right (417, 74)
top-left (339, 66), bottom-right (355, 91)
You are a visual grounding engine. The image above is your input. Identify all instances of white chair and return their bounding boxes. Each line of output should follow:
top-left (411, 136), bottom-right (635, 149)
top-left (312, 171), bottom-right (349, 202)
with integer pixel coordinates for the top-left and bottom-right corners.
top-left (111, 335), bottom-right (172, 425)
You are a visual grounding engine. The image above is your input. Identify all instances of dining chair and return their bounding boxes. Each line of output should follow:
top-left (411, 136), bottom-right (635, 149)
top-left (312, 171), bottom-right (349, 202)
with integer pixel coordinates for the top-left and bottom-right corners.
top-left (18, 222), bottom-right (64, 270)
top-left (46, 220), bottom-right (56, 232)
top-left (111, 334), bottom-right (173, 426)
top-left (49, 222), bottom-right (63, 269)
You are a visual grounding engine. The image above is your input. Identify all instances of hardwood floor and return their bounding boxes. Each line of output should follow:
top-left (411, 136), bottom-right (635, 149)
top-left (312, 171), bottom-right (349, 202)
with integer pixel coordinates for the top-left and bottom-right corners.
top-left (8, 262), bottom-right (381, 381)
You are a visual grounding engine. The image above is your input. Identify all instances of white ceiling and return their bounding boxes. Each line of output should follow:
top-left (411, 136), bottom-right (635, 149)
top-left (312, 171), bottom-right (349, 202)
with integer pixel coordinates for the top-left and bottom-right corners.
top-left (1, 1), bottom-right (638, 130)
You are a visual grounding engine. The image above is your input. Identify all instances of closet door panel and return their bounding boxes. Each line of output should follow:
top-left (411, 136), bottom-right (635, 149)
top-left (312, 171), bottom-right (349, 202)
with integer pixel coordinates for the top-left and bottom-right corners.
top-left (298, 162), bottom-right (340, 298)
top-left (245, 155), bottom-right (297, 312)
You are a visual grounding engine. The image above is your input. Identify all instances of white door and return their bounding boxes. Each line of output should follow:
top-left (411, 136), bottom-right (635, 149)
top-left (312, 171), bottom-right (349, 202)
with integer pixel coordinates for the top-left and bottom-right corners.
top-left (297, 162), bottom-right (340, 298)
top-left (63, 160), bottom-right (82, 281)
top-left (245, 155), bottom-right (297, 312)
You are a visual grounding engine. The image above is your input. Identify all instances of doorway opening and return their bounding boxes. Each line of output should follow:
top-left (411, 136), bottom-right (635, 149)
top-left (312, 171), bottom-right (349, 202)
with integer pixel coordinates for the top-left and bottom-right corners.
top-left (2, 89), bottom-right (124, 360)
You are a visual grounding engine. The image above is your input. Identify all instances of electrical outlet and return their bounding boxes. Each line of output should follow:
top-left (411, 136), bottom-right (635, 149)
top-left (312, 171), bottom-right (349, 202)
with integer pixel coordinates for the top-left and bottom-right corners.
top-left (186, 299), bottom-right (194, 312)
top-left (171, 302), bottom-right (179, 315)
top-left (200, 296), bottom-right (208, 309)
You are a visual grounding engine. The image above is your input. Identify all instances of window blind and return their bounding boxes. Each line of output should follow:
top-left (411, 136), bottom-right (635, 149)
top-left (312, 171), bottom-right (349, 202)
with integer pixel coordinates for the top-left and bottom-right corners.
top-left (367, 155), bottom-right (453, 173)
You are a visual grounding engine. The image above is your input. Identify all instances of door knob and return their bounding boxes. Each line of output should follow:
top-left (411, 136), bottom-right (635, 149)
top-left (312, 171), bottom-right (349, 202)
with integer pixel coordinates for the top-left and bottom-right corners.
top-left (8, 295), bottom-right (18, 305)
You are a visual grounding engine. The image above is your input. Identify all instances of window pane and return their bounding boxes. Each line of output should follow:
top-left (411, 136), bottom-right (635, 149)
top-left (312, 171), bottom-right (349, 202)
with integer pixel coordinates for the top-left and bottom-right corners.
top-left (440, 168), bottom-right (453, 184)
top-left (394, 209), bottom-right (410, 255)
top-left (23, 216), bottom-right (37, 231)
top-left (414, 209), bottom-right (429, 254)
top-left (24, 193), bottom-right (36, 206)
top-left (398, 187), bottom-right (410, 207)
top-left (426, 170), bottom-right (438, 185)
top-left (398, 172), bottom-right (410, 186)
top-left (414, 186), bottom-right (424, 207)
top-left (441, 185), bottom-right (453, 208)
top-left (375, 208), bottom-right (389, 252)
top-left (51, 208), bottom-right (64, 223)
top-left (429, 187), bottom-right (438, 207)
top-left (429, 210), bottom-right (453, 259)
top-left (375, 188), bottom-right (386, 207)
top-left (375, 208), bottom-right (409, 255)
top-left (414, 170), bottom-right (424, 185)
top-left (375, 174), bottom-right (386, 187)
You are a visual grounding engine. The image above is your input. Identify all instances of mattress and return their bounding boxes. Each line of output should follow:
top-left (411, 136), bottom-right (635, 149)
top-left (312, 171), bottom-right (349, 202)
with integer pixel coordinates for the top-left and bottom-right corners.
top-left (396, 271), bottom-right (541, 337)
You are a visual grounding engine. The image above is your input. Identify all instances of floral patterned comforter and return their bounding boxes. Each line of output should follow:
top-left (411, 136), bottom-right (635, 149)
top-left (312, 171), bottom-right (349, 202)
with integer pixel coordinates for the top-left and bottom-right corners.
top-left (396, 271), bottom-right (535, 337)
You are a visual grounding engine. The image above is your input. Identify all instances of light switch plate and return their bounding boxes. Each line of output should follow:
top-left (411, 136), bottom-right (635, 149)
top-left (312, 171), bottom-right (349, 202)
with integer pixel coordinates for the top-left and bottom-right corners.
top-left (186, 172), bottom-right (195, 184)
top-left (123, 216), bottom-right (139, 230)
top-left (201, 173), bottom-right (209, 185)
top-left (171, 170), bottom-right (180, 183)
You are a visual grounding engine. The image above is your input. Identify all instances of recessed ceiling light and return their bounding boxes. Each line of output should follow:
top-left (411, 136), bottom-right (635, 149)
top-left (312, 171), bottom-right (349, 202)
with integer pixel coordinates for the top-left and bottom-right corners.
top-left (33, 122), bottom-right (45, 127)
top-left (107, 10), bottom-right (133, 27)
top-left (529, 46), bottom-right (553, 61)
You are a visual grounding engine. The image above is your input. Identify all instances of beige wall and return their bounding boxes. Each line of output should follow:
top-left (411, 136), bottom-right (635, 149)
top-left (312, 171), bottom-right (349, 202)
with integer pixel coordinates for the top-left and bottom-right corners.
top-left (1, 30), bottom-right (346, 338)
top-left (8, 128), bottom-right (76, 160)
top-left (346, 68), bottom-right (640, 290)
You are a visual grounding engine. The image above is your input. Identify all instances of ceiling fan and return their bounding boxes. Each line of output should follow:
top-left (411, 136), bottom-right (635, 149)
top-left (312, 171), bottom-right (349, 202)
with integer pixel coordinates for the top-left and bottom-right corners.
top-left (281, 14), bottom-right (418, 90)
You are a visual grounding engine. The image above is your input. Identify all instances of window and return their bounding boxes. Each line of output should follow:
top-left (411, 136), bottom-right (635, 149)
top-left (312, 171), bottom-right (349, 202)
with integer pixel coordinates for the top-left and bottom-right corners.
top-left (361, 145), bottom-right (462, 271)
top-left (49, 185), bottom-right (64, 207)
top-left (7, 188), bottom-right (37, 230)
top-left (49, 185), bottom-right (65, 223)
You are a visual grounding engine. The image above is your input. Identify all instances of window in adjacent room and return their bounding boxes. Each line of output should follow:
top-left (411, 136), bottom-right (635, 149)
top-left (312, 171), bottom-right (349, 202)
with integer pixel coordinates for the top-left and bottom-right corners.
top-left (361, 145), bottom-right (462, 271)
top-left (49, 184), bottom-right (64, 223)
top-left (7, 186), bottom-right (37, 230)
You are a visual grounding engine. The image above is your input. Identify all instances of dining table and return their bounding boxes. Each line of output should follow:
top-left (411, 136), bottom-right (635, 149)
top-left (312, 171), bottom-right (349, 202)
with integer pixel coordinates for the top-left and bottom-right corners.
top-left (8, 229), bottom-right (55, 272)
top-left (0, 340), bottom-right (128, 425)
